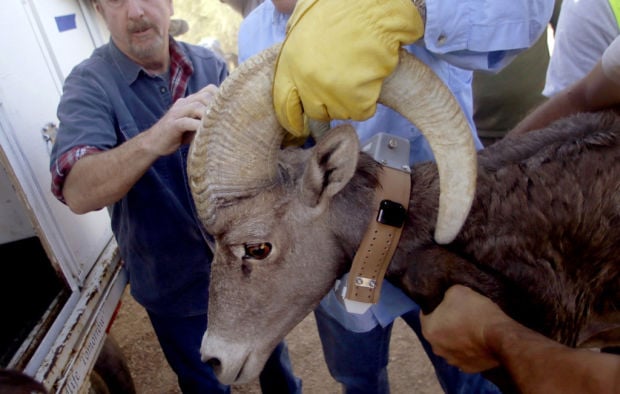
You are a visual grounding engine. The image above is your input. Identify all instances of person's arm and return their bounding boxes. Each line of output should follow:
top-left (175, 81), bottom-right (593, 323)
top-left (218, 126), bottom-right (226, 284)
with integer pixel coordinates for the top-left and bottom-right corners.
top-left (420, 285), bottom-right (620, 394)
top-left (62, 85), bottom-right (217, 214)
top-left (509, 61), bottom-right (620, 136)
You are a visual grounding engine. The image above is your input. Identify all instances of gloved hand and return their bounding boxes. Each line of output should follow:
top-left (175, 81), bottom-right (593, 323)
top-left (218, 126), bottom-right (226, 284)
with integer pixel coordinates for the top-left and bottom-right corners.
top-left (273, 0), bottom-right (425, 137)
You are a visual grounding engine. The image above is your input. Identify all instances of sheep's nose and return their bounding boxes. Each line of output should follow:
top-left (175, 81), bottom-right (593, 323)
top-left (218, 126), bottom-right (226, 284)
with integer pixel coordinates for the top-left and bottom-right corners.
top-left (203, 357), bottom-right (222, 375)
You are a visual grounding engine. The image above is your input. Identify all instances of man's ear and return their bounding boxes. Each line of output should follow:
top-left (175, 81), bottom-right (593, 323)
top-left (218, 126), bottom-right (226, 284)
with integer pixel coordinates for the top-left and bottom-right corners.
top-left (299, 124), bottom-right (360, 208)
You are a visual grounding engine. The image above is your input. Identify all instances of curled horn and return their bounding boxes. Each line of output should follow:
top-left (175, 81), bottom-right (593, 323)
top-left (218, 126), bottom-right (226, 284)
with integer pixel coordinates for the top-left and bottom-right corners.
top-left (188, 44), bottom-right (477, 243)
top-left (188, 45), bottom-right (285, 232)
top-left (379, 51), bottom-right (477, 244)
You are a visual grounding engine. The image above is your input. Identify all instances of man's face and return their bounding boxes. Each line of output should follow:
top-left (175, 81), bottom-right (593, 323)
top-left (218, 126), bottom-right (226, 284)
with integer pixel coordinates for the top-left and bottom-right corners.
top-left (95, 0), bottom-right (173, 67)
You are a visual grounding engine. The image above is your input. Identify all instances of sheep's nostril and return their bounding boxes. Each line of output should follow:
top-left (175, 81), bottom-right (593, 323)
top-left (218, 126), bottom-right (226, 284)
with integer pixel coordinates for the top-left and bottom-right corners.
top-left (205, 357), bottom-right (222, 374)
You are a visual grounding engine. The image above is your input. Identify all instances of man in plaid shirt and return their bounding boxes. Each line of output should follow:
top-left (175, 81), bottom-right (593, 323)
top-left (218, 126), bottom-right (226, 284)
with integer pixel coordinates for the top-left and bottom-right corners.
top-left (50, 1), bottom-right (300, 392)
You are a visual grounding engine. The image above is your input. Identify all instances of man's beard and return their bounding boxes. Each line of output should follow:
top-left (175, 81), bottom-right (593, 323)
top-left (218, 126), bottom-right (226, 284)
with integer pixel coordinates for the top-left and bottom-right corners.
top-left (127, 19), bottom-right (165, 61)
top-left (129, 35), bottom-right (165, 60)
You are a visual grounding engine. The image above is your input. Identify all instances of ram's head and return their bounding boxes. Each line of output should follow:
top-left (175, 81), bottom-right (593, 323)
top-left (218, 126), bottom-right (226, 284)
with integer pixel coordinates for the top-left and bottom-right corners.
top-left (187, 44), bottom-right (476, 384)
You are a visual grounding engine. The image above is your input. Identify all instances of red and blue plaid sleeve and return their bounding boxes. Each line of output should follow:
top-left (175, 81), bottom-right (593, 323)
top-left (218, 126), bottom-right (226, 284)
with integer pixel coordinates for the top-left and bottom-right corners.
top-left (51, 145), bottom-right (101, 203)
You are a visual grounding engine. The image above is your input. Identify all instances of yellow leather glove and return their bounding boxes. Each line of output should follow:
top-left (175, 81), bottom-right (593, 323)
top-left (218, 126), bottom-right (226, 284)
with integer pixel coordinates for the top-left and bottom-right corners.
top-left (273, 0), bottom-right (425, 137)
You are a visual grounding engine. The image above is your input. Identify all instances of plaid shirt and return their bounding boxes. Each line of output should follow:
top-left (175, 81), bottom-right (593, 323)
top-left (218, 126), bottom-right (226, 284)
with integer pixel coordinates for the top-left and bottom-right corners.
top-left (51, 38), bottom-right (194, 202)
top-left (169, 39), bottom-right (194, 103)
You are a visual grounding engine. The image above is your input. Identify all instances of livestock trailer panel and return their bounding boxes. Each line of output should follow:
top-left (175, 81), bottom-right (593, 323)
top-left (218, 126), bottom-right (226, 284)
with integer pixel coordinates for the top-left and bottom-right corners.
top-left (0, 1), bottom-right (128, 392)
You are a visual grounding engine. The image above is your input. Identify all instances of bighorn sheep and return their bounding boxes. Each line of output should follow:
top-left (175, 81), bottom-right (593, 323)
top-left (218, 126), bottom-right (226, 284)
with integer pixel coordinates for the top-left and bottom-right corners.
top-left (187, 45), bottom-right (620, 389)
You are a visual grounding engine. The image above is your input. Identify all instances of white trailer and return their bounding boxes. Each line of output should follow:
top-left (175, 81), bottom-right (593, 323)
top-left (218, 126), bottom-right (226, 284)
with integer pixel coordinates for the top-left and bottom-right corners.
top-left (1, 1), bottom-right (132, 392)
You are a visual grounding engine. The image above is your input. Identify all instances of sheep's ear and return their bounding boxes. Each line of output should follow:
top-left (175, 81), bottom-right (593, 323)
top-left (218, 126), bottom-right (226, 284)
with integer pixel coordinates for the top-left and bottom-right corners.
top-left (300, 124), bottom-right (360, 208)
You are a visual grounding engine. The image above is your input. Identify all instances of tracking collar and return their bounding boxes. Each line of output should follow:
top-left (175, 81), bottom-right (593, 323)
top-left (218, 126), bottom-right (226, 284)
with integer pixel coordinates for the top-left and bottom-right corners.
top-left (341, 133), bottom-right (411, 314)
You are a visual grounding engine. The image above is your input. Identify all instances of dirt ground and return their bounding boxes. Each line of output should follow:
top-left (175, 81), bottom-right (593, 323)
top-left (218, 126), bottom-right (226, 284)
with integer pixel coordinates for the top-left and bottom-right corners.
top-left (110, 286), bottom-right (443, 394)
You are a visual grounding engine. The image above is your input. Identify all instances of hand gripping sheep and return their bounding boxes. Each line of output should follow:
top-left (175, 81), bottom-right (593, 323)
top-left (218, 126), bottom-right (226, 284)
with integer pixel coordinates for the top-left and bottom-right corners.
top-left (187, 45), bottom-right (620, 391)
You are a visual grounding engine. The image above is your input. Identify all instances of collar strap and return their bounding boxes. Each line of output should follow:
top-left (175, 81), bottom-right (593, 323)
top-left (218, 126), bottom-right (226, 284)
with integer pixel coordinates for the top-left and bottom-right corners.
top-left (343, 164), bottom-right (411, 313)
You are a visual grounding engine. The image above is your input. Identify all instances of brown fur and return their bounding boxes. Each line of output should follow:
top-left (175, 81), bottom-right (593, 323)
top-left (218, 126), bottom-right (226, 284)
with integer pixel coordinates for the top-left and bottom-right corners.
top-left (356, 111), bottom-right (620, 347)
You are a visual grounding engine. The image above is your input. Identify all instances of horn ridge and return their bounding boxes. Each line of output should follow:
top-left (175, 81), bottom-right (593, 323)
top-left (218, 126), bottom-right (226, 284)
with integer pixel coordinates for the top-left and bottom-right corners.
top-left (188, 44), bottom-right (286, 230)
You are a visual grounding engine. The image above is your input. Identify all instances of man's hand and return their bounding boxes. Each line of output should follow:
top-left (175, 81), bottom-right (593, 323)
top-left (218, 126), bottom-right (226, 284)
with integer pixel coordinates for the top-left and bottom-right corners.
top-left (146, 84), bottom-right (218, 155)
top-left (62, 84), bottom-right (218, 213)
top-left (420, 285), bottom-right (510, 373)
top-left (273, 0), bottom-right (424, 136)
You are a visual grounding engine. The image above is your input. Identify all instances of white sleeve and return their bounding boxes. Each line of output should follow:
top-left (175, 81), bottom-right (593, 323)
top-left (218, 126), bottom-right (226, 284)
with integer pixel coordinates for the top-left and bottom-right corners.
top-left (543, 0), bottom-right (620, 96)
top-left (602, 36), bottom-right (620, 84)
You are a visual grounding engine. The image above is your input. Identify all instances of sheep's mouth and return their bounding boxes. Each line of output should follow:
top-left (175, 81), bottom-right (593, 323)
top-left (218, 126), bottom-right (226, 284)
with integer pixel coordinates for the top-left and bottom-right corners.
top-left (232, 353), bottom-right (251, 384)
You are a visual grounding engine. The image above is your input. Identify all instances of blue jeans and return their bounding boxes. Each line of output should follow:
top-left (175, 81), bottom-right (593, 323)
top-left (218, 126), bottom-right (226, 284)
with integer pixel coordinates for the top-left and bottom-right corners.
top-left (314, 304), bottom-right (501, 394)
top-left (148, 311), bottom-right (302, 394)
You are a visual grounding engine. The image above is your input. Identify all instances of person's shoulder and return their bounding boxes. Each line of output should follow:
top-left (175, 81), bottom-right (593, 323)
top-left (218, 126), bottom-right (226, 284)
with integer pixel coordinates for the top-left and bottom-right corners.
top-left (238, 0), bottom-right (284, 62)
top-left (240, 0), bottom-right (276, 31)
top-left (177, 41), bottom-right (227, 66)
top-left (176, 41), bottom-right (229, 83)
top-left (65, 44), bottom-right (113, 80)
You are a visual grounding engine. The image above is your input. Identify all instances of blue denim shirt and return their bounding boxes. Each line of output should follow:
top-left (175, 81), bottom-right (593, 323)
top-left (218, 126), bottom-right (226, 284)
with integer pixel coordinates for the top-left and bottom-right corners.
top-left (51, 40), bottom-right (228, 316)
top-left (238, 0), bottom-right (554, 331)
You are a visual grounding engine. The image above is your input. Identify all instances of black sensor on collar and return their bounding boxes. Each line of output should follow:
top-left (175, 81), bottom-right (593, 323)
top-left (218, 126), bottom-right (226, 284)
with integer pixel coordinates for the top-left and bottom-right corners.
top-left (376, 200), bottom-right (406, 228)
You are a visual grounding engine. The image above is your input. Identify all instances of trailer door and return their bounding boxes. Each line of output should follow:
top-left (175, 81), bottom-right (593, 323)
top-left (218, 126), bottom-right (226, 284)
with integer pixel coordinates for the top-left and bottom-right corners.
top-left (0, 0), bottom-right (112, 286)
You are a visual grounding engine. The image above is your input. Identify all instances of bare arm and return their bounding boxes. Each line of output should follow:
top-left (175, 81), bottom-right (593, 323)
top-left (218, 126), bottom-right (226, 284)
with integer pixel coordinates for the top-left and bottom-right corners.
top-left (509, 61), bottom-right (620, 136)
top-left (420, 285), bottom-right (620, 394)
top-left (63, 85), bottom-right (217, 214)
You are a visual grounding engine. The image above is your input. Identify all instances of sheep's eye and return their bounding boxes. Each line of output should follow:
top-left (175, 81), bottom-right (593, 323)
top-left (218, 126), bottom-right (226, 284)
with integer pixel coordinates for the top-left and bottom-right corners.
top-left (243, 243), bottom-right (272, 260)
